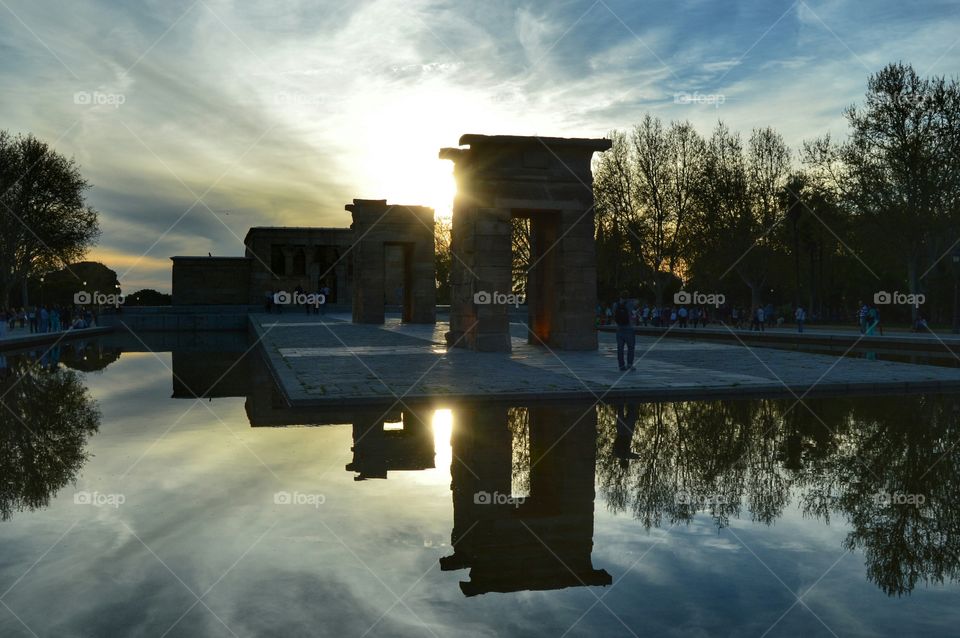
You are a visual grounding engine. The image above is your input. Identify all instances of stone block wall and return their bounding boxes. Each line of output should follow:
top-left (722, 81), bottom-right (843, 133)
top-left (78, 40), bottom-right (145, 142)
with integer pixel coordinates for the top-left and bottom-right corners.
top-left (347, 199), bottom-right (436, 324)
top-left (440, 134), bottom-right (610, 352)
top-left (171, 257), bottom-right (252, 305)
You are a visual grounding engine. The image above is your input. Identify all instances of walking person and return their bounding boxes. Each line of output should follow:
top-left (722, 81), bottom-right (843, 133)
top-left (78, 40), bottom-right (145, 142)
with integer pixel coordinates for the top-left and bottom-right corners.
top-left (857, 301), bottom-right (868, 334)
top-left (677, 305), bottom-right (688, 328)
top-left (795, 305), bottom-right (806, 333)
top-left (613, 291), bottom-right (636, 372)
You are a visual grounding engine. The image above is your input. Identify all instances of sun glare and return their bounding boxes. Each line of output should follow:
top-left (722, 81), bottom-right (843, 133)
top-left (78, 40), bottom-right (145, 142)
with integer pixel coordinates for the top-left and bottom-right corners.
top-left (432, 408), bottom-right (453, 473)
top-left (352, 84), bottom-right (531, 220)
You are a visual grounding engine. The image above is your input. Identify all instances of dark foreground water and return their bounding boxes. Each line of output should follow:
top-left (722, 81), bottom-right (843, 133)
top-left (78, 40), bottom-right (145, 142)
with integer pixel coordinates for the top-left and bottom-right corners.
top-left (1, 334), bottom-right (959, 637)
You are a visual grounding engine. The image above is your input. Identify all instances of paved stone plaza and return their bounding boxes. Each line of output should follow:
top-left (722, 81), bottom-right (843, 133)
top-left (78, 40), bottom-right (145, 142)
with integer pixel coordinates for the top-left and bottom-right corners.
top-left (250, 313), bottom-right (960, 406)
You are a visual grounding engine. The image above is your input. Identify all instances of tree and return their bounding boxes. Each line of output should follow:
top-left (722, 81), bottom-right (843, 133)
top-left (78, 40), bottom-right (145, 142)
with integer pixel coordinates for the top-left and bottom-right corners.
top-left (692, 124), bottom-right (790, 307)
top-left (434, 216), bottom-right (452, 305)
top-left (27, 261), bottom-right (118, 307)
top-left (631, 116), bottom-right (704, 306)
top-left (804, 63), bottom-right (960, 319)
top-left (125, 288), bottom-right (172, 306)
top-left (0, 131), bottom-right (100, 306)
top-left (593, 129), bottom-right (640, 296)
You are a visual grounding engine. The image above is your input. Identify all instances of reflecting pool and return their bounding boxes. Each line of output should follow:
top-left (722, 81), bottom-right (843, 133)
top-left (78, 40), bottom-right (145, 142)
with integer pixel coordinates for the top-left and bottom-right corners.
top-left (1, 334), bottom-right (959, 636)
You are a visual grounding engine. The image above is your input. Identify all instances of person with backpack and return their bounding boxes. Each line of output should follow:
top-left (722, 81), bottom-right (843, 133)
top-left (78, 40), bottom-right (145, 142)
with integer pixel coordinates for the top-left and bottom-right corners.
top-left (613, 291), bottom-right (636, 372)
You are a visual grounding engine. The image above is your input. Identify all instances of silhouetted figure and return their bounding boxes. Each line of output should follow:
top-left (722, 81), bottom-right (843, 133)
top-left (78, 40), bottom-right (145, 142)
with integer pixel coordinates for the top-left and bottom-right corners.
top-left (613, 403), bottom-right (640, 467)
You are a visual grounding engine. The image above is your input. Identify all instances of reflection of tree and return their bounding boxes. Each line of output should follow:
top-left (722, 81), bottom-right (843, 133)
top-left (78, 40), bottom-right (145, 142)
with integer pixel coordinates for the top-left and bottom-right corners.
top-left (595, 396), bottom-right (960, 596)
top-left (597, 400), bottom-right (789, 529)
top-left (797, 397), bottom-right (960, 596)
top-left (0, 357), bottom-right (100, 520)
top-left (511, 217), bottom-right (530, 296)
top-left (59, 341), bottom-right (121, 372)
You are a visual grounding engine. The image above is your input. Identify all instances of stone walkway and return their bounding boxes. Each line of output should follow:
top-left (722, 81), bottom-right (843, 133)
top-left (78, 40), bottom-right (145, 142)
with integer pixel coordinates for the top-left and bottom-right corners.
top-left (250, 313), bottom-right (960, 406)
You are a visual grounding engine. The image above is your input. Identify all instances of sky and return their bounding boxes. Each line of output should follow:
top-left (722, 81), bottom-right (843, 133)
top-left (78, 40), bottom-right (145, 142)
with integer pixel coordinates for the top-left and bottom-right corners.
top-left (1, 0), bottom-right (958, 292)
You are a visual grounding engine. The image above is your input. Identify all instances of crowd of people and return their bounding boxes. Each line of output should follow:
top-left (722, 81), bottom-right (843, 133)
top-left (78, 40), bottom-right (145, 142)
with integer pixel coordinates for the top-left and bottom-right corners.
top-left (597, 298), bottom-right (921, 336)
top-left (596, 301), bottom-right (812, 332)
top-left (0, 305), bottom-right (98, 339)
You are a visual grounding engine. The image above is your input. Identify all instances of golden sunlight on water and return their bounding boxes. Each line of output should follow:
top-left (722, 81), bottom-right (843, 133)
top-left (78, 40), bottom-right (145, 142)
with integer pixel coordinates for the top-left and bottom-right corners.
top-left (431, 408), bottom-right (453, 474)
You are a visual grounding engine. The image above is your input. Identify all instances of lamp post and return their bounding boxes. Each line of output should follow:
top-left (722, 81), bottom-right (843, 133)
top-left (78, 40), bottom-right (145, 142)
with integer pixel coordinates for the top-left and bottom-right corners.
top-left (40, 277), bottom-right (44, 305)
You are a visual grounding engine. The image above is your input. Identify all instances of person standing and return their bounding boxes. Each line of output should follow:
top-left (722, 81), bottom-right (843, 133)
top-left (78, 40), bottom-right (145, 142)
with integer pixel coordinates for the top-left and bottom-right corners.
top-left (613, 291), bottom-right (636, 372)
top-left (678, 305), bottom-right (688, 328)
top-left (857, 301), bottom-right (868, 334)
top-left (795, 305), bottom-right (806, 333)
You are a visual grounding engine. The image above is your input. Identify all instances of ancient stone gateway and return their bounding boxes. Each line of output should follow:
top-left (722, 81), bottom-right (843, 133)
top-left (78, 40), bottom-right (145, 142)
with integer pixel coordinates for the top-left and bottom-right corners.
top-left (347, 199), bottom-right (436, 324)
top-left (440, 134), bottom-right (611, 352)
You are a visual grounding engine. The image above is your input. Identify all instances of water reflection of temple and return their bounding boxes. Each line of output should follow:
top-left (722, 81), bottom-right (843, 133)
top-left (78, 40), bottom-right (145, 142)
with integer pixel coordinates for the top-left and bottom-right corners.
top-left (440, 404), bottom-right (612, 596)
top-left (154, 340), bottom-right (960, 599)
top-left (345, 407), bottom-right (435, 480)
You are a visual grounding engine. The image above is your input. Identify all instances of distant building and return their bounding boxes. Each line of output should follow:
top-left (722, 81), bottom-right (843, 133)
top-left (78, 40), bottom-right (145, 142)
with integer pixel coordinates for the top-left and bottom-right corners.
top-left (171, 226), bottom-right (356, 305)
top-left (170, 200), bottom-right (435, 325)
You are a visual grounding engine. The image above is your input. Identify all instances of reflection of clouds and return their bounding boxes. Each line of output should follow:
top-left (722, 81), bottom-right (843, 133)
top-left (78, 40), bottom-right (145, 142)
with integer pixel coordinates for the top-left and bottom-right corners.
top-left (0, 355), bottom-right (549, 635)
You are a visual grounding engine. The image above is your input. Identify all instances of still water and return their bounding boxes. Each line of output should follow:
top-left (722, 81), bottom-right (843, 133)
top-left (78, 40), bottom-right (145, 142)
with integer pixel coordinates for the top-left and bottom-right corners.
top-left (1, 334), bottom-right (959, 637)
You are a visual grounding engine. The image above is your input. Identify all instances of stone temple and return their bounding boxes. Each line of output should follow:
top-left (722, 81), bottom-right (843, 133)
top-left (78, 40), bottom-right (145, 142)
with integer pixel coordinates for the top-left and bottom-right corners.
top-left (441, 134), bottom-right (611, 352)
top-left (171, 199), bottom-right (437, 325)
top-left (170, 133), bottom-right (610, 340)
